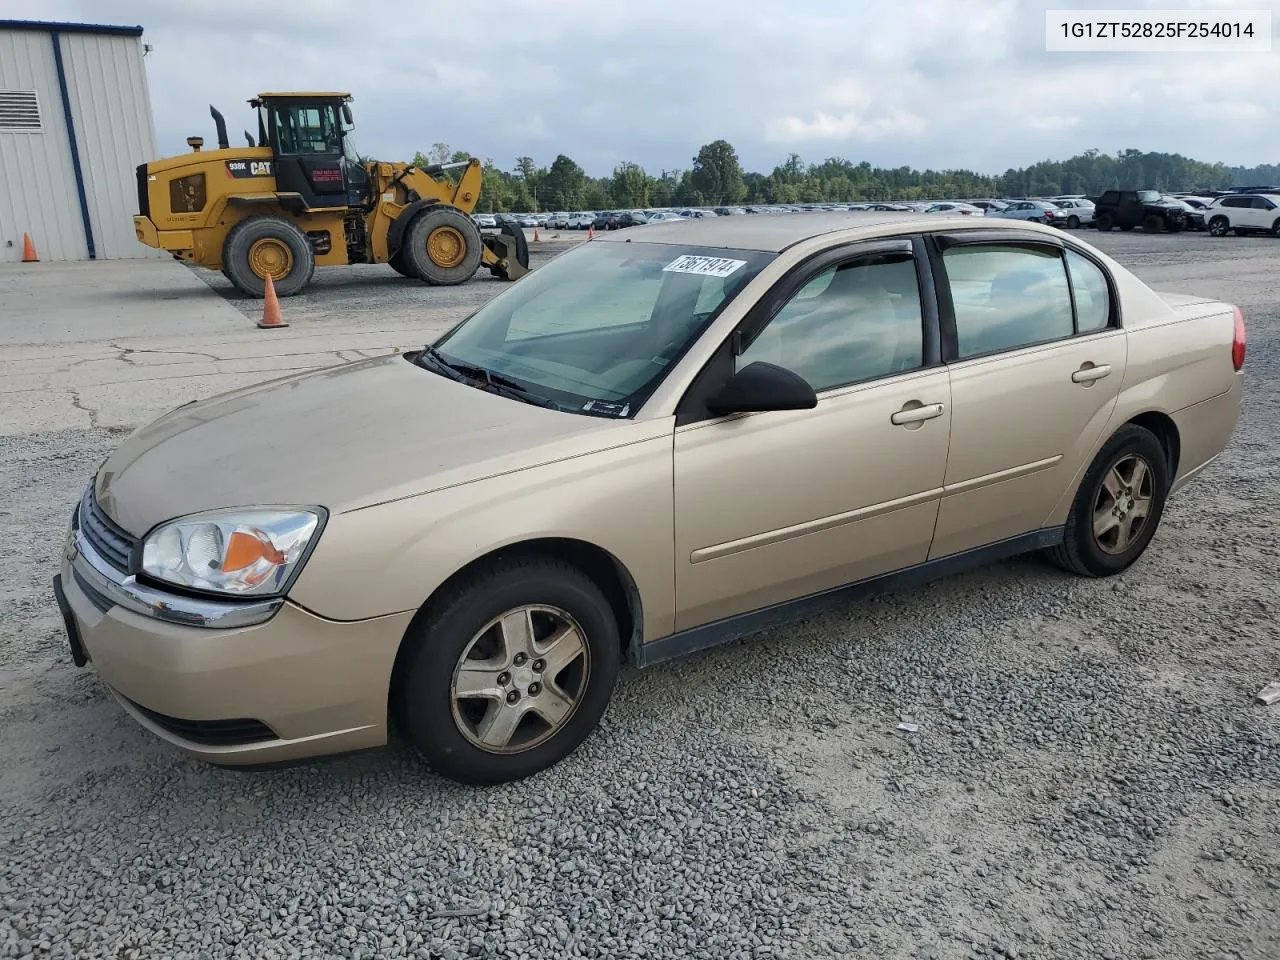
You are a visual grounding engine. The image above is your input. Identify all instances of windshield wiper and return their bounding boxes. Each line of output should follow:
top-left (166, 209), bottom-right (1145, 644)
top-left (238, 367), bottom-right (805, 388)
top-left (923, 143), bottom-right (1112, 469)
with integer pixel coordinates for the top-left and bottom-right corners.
top-left (416, 346), bottom-right (564, 410)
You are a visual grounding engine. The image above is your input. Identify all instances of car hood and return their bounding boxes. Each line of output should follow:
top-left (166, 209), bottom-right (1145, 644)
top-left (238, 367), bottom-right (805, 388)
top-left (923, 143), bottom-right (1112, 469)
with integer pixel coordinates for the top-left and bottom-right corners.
top-left (94, 353), bottom-right (645, 536)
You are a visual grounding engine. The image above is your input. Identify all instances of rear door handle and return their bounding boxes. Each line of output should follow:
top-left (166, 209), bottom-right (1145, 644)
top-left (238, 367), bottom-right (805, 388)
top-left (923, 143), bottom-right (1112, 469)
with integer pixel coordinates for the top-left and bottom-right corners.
top-left (1072, 363), bottom-right (1112, 384)
top-left (891, 402), bottom-right (945, 425)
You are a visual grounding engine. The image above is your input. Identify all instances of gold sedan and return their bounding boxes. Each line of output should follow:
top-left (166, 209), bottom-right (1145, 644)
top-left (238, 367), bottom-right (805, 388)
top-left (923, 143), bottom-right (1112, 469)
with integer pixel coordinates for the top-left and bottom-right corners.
top-left (53, 214), bottom-right (1245, 784)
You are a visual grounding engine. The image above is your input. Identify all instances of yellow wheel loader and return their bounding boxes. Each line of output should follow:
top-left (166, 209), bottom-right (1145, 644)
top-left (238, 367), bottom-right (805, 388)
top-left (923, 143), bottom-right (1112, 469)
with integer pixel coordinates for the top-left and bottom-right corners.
top-left (131, 93), bottom-right (529, 298)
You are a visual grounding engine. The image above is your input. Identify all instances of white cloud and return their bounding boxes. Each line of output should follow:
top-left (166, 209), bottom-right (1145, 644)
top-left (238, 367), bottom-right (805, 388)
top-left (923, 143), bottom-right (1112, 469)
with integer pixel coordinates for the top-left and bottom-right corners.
top-left (5, 0), bottom-right (1277, 175)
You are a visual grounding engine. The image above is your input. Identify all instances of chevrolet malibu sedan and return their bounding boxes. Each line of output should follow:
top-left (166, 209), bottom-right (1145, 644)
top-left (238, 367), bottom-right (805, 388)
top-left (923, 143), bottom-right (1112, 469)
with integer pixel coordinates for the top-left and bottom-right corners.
top-left (54, 214), bottom-right (1245, 785)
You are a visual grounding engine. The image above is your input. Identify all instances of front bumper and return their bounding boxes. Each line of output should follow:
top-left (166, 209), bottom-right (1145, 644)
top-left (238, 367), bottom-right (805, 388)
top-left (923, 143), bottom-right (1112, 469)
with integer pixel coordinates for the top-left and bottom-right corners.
top-left (57, 525), bottom-right (413, 765)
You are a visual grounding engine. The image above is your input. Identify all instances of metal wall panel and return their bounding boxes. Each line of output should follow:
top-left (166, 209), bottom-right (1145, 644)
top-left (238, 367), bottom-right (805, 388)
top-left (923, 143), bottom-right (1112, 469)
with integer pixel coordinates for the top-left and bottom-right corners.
top-left (0, 29), bottom-right (84, 261)
top-left (59, 31), bottom-right (164, 259)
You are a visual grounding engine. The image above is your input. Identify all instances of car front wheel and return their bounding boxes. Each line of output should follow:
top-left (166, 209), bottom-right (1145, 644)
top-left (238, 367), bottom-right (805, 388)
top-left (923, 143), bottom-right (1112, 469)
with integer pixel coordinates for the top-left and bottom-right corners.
top-left (1046, 424), bottom-right (1169, 578)
top-left (392, 557), bottom-right (622, 785)
top-left (1208, 216), bottom-right (1230, 237)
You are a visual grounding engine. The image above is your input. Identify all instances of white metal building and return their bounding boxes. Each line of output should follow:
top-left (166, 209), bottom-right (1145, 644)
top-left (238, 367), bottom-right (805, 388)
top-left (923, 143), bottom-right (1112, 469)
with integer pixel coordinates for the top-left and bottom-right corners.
top-left (0, 19), bottom-right (162, 262)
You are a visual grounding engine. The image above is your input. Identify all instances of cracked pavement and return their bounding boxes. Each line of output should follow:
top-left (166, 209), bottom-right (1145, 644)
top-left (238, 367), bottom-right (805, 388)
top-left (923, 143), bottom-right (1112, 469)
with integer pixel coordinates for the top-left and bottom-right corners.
top-left (0, 239), bottom-right (584, 435)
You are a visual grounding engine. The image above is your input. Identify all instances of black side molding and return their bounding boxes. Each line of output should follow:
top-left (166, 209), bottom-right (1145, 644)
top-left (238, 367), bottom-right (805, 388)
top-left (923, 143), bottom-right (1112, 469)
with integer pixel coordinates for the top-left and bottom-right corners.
top-left (631, 527), bottom-right (1064, 669)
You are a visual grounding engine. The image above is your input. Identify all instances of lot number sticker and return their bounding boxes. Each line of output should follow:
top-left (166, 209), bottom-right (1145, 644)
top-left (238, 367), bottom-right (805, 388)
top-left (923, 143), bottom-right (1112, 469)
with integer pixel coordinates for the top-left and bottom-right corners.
top-left (662, 255), bottom-right (747, 278)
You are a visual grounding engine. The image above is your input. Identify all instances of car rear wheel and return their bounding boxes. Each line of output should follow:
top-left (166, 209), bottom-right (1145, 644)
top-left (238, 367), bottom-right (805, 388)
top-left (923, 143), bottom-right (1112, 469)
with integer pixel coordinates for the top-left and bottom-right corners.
top-left (1209, 216), bottom-right (1230, 237)
top-left (1272, 218), bottom-right (1280, 237)
top-left (1067, 215), bottom-right (1080, 229)
top-left (1095, 213), bottom-right (1113, 231)
top-left (391, 557), bottom-right (621, 785)
top-left (1046, 424), bottom-right (1169, 578)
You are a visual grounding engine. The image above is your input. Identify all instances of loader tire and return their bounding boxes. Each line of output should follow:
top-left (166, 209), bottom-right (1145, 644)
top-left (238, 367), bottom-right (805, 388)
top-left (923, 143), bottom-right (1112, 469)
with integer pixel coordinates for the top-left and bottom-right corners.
top-left (404, 206), bottom-right (483, 286)
top-left (222, 216), bottom-right (315, 298)
top-left (388, 248), bottom-right (419, 279)
top-left (489, 222), bottom-right (530, 280)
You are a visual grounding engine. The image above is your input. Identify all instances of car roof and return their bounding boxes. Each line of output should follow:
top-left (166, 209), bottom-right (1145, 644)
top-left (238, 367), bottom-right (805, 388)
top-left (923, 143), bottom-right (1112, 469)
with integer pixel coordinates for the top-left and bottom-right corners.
top-left (592, 211), bottom-right (953, 252)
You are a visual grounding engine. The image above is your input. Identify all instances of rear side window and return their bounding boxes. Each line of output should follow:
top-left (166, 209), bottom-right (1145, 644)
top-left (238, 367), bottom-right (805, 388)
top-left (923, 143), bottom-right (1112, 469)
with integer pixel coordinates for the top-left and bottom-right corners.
top-left (1251, 197), bottom-right (1275, 210)
top-left (943, 244), bottom-right (1073, 359)
top-left (1221, 197), bottom-right (1248, 208)
top-left (1065, 250), bottom-right (1112, 332)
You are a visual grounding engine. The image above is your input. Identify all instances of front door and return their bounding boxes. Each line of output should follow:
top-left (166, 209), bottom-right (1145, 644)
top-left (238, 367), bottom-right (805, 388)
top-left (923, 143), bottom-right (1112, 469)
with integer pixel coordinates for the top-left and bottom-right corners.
top-left (928, 236), bottom-right (1127, 558)
top-left (672, 240), bottom-right (952, 631)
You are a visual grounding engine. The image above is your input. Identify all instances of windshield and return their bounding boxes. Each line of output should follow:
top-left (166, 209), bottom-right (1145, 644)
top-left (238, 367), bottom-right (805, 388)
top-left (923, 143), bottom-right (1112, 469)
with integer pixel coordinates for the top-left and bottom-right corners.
top-left (1137, 190), bottom-right (1162, 202)
top-left (429, 241), bottom-right (775, 415)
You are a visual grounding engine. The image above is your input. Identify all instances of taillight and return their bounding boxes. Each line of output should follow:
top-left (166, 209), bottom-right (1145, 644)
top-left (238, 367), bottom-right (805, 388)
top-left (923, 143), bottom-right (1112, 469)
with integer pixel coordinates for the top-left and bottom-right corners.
top-left (1232, 305), bottom-right (1246, 371)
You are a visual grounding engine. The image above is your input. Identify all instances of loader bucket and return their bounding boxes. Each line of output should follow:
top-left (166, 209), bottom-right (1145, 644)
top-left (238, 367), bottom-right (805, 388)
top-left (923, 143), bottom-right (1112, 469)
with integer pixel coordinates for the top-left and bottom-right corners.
top-left (481, 223), bottom-right (530, 281)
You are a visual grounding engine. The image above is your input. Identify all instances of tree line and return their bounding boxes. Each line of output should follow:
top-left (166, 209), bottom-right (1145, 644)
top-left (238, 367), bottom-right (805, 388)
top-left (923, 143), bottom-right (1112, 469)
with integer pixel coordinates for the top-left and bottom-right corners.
top-left (411, 142), bottom-right (1280, 213)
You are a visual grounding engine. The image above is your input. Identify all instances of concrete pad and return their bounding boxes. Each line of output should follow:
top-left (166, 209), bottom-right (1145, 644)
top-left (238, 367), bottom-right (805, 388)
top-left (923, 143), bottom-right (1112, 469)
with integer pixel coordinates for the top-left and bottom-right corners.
top-left (0, 259), bottom-right (247, 347)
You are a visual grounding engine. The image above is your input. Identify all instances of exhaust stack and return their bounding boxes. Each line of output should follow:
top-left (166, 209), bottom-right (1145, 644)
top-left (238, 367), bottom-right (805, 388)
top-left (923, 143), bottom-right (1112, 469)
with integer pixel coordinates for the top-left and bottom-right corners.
top-left (209, 105), bottom-right (229, 149)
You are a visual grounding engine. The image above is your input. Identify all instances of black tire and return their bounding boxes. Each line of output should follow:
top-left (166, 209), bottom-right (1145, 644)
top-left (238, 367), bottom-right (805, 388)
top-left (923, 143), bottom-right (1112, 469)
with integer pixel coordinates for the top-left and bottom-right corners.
top-left (391, 557), bottom-right (622, 785)
top-left (1272, 218), bottom-right (1280, 237)
top-left (1143, 214), bottom-right (1164, 233)
top-left (1067, 215), bottom-right (1080, 229)
top-left (388, 249), bottom-right (419, 279)
top-left (221, 216), bottom-right (315, 298)
top-left (488, 222), bottom-right (530, 280)
top-left (1046, 424), bottom-right (1169, 578)
top-left (1209, 216), bottom-right (1230, 237)
top-left (1095, 213), bottom-right (1113, 231)
top-left (404, 205), bottom-right (484, 285)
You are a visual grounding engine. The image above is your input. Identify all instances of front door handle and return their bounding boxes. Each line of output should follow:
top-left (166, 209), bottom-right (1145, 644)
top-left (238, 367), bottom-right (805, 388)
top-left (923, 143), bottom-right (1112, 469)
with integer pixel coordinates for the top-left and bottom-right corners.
top-left (1072, 362), bottom-right (1112, 384)
top-left (891, 402), bottom-right (945, 426)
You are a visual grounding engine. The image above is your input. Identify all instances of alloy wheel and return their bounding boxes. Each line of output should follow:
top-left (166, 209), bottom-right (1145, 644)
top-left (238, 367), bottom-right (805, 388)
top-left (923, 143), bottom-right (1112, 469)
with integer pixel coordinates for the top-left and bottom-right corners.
top-left (450, 604), bottom-right (591, 754)
top-left (1092, 454), bottom-right (1155, 555)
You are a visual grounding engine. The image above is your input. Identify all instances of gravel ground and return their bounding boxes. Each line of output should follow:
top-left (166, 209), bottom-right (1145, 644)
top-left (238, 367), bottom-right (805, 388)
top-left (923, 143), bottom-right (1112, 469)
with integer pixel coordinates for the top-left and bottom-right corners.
top-left (1, 228), bottom-right (1277, 960)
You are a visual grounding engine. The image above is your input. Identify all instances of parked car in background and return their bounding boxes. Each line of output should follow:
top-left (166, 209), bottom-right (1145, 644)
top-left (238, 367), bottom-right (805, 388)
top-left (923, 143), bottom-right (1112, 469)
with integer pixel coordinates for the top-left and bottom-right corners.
top-left (473, 213), bottom-right (498, 229)
top-left (547, 212), bottom-right (570, 229)
top-left (647, 212), bottom-right (687, 222)
top-left (967, 199), bottom-right (1010, 213)
top-left (866, 203), bottom-right (912, 212)
top-left (1159, 196), bottom-right (1205, 231)
top-left (989, 199), bottom-right (1068, 226)
top-left (1203, 194), bottom-right (1280, 237)
top-left (567, 213), bottom-right (594, 230)
top-left (924, 201), bottom-right (985, 216)
top-left (713, 207), bottom-right (747, 216)
top-left (1052, 198), bottom-right (1096, 229)
top-left (1093, 190), bottom-right (1187, 233)
top-left (610, 211), bottom-right (651, 229)
top-left (54, 213), bottom-right (1244, 784)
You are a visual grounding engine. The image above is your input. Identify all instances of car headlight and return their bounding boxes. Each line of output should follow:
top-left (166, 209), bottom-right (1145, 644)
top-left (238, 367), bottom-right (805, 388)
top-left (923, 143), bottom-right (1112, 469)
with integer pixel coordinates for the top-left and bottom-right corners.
top-left (141, 508), bottom-right (324, 597)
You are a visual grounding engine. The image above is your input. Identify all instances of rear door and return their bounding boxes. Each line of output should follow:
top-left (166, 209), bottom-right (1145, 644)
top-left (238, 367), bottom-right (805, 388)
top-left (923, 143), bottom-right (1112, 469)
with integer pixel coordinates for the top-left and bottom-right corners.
top-left (1249, 196), bottom-right (1278, 230)
top-left (926, 231), bottom-right (1126, 558)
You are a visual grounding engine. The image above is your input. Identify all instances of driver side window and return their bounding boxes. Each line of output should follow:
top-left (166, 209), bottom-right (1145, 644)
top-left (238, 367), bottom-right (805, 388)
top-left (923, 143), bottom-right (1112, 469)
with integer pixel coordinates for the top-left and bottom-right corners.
top-left (736, 252), bottom-right (925, 392)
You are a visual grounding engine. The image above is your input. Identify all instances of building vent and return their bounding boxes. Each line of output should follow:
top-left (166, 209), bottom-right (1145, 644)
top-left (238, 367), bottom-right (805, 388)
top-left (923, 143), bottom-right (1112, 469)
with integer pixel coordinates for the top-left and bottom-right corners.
top-left (0, 90), bottom-right (42, 132)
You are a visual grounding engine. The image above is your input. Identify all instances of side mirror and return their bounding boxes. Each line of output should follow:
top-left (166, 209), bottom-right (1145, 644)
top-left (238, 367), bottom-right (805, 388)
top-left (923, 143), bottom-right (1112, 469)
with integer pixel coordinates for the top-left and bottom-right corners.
top-left (341, 103), bottom-right (354, 126)
top-left (706, 362), bottom-right (817, 416)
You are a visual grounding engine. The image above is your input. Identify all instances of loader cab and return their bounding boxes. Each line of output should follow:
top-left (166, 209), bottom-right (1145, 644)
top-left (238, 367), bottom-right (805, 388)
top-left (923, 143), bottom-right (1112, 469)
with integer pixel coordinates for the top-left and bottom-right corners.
top-left (251, 92), bottom-right (371, 210)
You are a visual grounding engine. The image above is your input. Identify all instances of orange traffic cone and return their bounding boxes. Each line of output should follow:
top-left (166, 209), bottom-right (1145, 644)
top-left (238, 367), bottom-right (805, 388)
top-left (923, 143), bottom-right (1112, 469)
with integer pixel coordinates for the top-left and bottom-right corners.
top-left (587, 225), bottom-right (595, 240)
top-left (257, 273), bottom-right (288, 328)
top-left (533, 225), bottom-right (541, 242)
top-left (21, 232), bottom-right (38, 262)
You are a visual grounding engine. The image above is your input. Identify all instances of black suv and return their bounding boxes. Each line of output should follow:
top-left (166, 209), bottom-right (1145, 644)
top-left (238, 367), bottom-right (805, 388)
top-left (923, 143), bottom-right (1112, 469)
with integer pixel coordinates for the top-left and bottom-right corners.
top-left (1093, 189), bottom-right (1187, 233)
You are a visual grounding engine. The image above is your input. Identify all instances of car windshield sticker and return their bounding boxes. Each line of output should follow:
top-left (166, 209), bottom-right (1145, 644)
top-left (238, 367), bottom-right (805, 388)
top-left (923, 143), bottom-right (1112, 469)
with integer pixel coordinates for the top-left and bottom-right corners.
top-left (582, 400), bottom-right (630, 417)
top-left (662, 255), bottom-right (747, 278)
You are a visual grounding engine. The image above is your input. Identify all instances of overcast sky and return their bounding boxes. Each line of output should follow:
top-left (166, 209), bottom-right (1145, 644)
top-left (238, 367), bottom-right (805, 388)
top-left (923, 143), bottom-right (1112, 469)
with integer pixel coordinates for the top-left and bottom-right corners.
top-left (7, 0), bottom-right (1278, 176)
